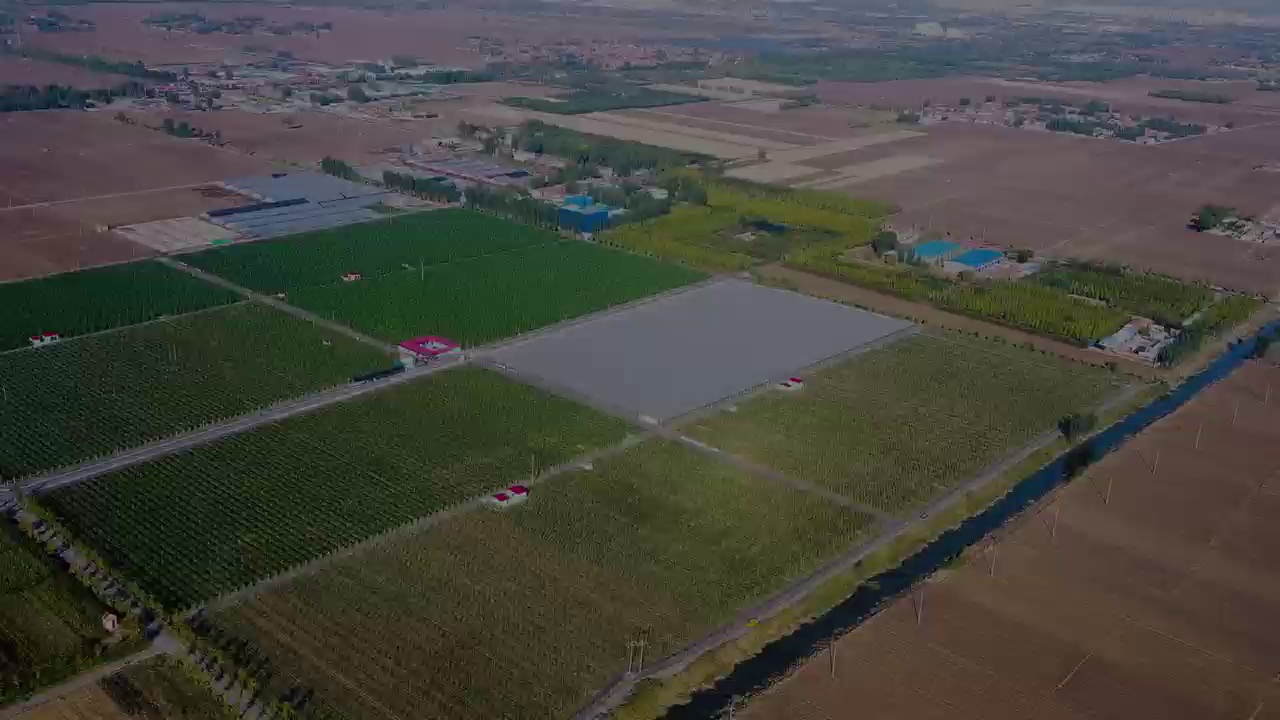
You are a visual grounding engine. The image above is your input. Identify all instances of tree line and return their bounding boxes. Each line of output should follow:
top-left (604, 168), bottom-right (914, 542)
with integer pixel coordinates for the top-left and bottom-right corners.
top-left (0, 81), bottom-right (149, 112)
top-left (10, 48), bottom-right (177, 81)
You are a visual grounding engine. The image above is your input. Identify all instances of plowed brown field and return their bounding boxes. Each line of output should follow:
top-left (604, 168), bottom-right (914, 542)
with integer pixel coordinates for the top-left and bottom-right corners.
top-left (745, 361), bottom-right (1280, 720)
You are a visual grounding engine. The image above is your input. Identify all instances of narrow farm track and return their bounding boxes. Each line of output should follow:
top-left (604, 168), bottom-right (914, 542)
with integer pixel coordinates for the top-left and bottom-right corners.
top-left (664, 430), bottom-right (893, 523)
top-left (6, 355), bottom-right (467, 498)
top-left (203, 432), bottom-right (656, 613)
top-left (2, 275), bottom-right (724, 502)
top-left (0, 183), bottom-right (214, 213)
top-left (158, 257), bottom-right (399, 355)
top-left (572, 379), bottom-right (1146, 720)
top-left (0, 646), bottom-right (166, 720)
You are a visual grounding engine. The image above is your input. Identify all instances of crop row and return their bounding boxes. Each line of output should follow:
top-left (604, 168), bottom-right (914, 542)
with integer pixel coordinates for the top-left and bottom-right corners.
top-left (688, 332), bottom-right (1118, 512)
top-left (46, 367), bottom-right (631, 610)
top-left (285, 240), bottom-right (705, 346)
top-left (0, 261), bottom-right (238, 352)
top-left (212, 440), bottom-right (872, 720)
top-left (0, 303), bottom-right (387, 482)
top-left (183, 209), bottom-right (563, 294)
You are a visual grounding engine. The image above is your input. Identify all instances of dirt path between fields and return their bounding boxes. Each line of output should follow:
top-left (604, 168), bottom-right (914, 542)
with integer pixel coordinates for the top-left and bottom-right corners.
top-left (757, 264), bottom-right (1162, 380)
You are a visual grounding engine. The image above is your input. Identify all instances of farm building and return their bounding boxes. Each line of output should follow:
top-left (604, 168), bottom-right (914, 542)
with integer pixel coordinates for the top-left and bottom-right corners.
top-left (28, 332), bottom-right (61, 348)
top-left (559, 203), bottom-right (612, 234)
top-left (563, 195), bottom-right (593, 208)
top-left (951, 248), bottom-right (1004, 270)
top-left (398, 336), bottom-right (461, 360)
top-left (910, 240), bottom-right (960, 263)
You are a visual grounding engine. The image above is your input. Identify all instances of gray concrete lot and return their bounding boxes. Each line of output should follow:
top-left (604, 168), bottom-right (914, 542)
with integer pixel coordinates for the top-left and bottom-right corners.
top-left (489, 278), bottom-right (914, 422)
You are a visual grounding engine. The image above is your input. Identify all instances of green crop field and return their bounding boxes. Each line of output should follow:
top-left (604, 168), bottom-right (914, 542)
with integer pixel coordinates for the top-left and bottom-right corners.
top-left (0, 303), bottom-right (388, 482)
top-left (183, 209), bottom-right (562, 294)
top-left (212, 440), bottom-right (873, 720)
top-left (46, 368), bottom-right (630, 610)
top-left (0, 261), bottom-right (238, 352)
top-left (0, 522), bottom-right (147, 705)
top-left (285, 241), bottom-right (705, 346)
top-left (687, 333), bottom-right (1119, 512)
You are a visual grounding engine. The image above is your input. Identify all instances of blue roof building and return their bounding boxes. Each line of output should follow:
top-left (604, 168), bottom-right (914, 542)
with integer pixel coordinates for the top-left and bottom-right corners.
top-left (563, 194), bottom-right (593, 208)
top-left (559, 203), bottom-right (611, 234)
top-left (952, 248), bottom-right (1004, 269)
top-left (912, 240), bottom-right (960, 261)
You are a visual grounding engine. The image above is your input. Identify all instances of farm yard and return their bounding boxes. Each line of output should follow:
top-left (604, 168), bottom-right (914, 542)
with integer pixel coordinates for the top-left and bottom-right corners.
top-left (742, 360), bottom-right (1280, 720)
top-left (0, 522), bottom-right (147, 706)
top-left (283, 241), bottom-right (705, 346)
top-left (211, 439), bottom-right (875, 720)
top-left (44, 367), bottom-right (630, 609)
top-left (686, 332), bottom-right (1120, 512)
top-left (0, 260), bottom-right (238, 352)
top-left (0, 302), bottom-right (388, 481)
top-left (182, 209), bottom-right (561, 294)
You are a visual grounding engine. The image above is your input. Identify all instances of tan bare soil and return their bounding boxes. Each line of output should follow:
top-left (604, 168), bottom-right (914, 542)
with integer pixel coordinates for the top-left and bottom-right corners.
top-left (0, 111), bottom-right (272, 281)
top-left (0, 208), bottom-right (153, 282)
top-left (745, 362), bottom-right (1280, 720)
top-left (117, 107), bottom-right (457, 166)
top-left (792, 122), bottom-right (1280, 296)
top-left (0, 112), bottom-right (274, 204)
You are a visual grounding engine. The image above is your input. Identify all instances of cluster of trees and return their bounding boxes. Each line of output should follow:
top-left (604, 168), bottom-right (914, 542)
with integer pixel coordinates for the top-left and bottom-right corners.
top-left (160, 117), bottom-right (220, 142)
top-left (464, 184), bottom-right (560, 228)
top-left (1189, 204), bottom-right (1236, 232)
top-left (319, 157), bottom-right (360, 181)
top-left (1158, 295), bottom-right (1262, 366)
top-left (381, 170), bottom-right (461, 203)
top-left (503, 86), bottom-right (699, 115)
top-left (181, 615), bottom-right (313, 719)
top-left (792, 253), bottom-right (1129, 345)
top-left (1140, 116), bottom-right (1206, 138)
top-left (15, 49), bottom-right (177, 81)
top-left (0, 81), bottom-right (149, 112)
top-left (1149, 88), bottom-right (1233, 104)
top-left (516, 120), bottom-right (708, 175)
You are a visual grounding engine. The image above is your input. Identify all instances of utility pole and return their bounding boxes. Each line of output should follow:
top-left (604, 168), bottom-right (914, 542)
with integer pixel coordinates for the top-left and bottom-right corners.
top-left (1233, 400), bottom-right (1240, 426)
top-left (1105, 475), bottom-right (1113, 506)
top-left (1151, 449), bottom-right (1160, 475)
top-left (914, 586), bottom-right (925, 626)
top-left (1195, 423), bottom-right (1203, 450)
top-left (989, 539), bottom-right (998, 577)
top-left (626, 637), bottom-right (637, 675)
top-left (829, 641), bottom-right (837, 678)
top-left (636, 630), bottom-right (648, 675)
top-left (1051, 503), bottom-right (1061, 540)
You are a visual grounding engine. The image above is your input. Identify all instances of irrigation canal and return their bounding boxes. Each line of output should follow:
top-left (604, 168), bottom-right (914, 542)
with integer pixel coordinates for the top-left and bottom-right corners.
top-left (662, 319), bottom-right (1280, 720)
